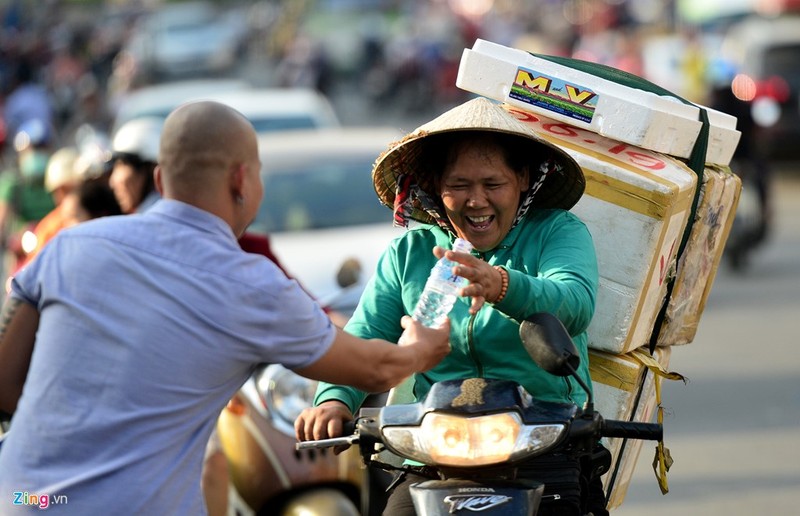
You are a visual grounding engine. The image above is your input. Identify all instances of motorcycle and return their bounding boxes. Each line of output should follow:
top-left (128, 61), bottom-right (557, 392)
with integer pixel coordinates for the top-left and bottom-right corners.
top-left (216, 364), bottom-right (366, 515)
top-left (297, 312), bottom-right (663, 515)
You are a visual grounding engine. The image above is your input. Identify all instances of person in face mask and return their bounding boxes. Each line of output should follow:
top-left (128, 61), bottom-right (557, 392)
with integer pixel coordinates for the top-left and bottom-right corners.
top-left (0, 119), bottom-right (57, 275)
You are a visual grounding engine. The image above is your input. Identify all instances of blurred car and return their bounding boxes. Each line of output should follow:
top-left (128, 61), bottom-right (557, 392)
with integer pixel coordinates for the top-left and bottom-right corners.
top-left (123, 0), bottom-right (247, 82)
top-left (250, 127), bottom-right (404, 316)
top-left (718, 14), bottom-right (800, 161)
top-left (112, 79), bottom-right (341, 135)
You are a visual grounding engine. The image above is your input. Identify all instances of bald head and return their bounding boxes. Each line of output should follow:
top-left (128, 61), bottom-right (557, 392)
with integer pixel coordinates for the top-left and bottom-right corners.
top-left (158, 101), bottom-right (257, 199)
top-left (155, 100), bottom-right (263, 236)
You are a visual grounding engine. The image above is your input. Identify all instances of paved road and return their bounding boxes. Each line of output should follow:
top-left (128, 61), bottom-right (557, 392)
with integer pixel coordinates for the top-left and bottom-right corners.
top-left (614, 169), bottom-right (800, 514)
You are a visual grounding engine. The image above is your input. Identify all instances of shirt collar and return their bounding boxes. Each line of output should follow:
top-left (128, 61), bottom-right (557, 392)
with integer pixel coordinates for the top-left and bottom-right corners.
top-left (147, 199), bottom-right (239, 247)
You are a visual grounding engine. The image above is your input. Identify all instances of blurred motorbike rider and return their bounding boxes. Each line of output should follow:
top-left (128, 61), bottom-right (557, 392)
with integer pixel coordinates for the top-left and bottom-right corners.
top-left (108, 117), bottom-right (162, 214)
top-left (0, 119), bottom-right (57, 277)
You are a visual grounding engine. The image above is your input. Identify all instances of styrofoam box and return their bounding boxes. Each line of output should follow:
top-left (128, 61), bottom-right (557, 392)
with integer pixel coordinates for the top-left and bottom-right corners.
top-left (589, 346), bottom-right (674, 510)
top-left (503, 104), bottom-right (696, 353)
top-left (457, 39), bottom-right (741, 165)
top-left (657, 166), bottom-right (741, 345)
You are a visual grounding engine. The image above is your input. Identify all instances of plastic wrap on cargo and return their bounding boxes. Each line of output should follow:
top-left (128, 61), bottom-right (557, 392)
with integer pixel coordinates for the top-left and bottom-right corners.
top-left (657, 166), bottom-right (742, 345)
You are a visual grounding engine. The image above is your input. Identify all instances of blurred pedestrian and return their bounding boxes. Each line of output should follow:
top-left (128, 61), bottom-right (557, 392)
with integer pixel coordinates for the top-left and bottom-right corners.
top-left (0, 100), bottom-right (451, 514)
top-left (108, 116), bottom-right (162, 214)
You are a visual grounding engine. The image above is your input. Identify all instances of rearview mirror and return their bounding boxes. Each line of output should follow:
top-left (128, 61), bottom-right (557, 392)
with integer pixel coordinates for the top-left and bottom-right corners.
top-left (519, 313), bottom-right (581, 377)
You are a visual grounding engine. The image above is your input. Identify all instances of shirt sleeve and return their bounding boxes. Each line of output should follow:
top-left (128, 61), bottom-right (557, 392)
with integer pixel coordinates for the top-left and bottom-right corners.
top-left (494, 210), bottom-right (598, 336)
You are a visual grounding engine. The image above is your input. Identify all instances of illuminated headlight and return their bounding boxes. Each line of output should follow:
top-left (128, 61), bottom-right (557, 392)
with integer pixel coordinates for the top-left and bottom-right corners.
top-left (21, 231), bottom-right (38, 255)
top-left (253, 365), bottom-right (317, 437)
top-left (382, 412), bottom-right (565, 467)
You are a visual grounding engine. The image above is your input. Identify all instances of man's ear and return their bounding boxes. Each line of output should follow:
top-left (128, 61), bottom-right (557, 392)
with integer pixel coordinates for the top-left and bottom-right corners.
top-left (154, 165), bottom-right (164, 195)
top-left (229, 162), bottom-right (245, 200)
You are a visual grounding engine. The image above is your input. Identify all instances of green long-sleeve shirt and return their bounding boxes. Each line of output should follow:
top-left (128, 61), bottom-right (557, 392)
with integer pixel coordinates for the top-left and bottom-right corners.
top-left (314, 208), bottom-right (598, 413)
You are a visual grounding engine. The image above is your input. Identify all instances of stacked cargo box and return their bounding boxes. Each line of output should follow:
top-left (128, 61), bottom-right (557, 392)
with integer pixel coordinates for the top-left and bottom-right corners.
top-left (456, 39), bottom-right (742, 507)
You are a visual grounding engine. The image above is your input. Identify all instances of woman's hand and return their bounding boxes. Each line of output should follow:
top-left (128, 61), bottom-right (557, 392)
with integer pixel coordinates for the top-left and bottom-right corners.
top-left (434, 246), bottom-right (506, 315)
top-left (295, 400), bottom-right (354, 454)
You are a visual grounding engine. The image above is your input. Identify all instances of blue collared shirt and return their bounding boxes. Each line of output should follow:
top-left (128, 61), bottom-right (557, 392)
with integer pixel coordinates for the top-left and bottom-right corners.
top-left (0, 199), bottom-right (335, 514)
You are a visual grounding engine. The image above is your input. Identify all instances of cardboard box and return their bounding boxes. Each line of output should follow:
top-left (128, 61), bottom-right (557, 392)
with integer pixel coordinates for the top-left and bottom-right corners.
top-left (589, 346), bottom-right (681, 509)
top-left (657, 165), bottom-right (742, 345)
top-left (503, 104), bottom-right (697, 353)
top-left (458, 39), bottom-right (741, 165)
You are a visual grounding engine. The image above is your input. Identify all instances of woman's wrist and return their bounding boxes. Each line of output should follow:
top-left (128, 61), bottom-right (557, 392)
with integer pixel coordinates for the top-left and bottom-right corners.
top-left (492, 266), bottom-right (508, 303)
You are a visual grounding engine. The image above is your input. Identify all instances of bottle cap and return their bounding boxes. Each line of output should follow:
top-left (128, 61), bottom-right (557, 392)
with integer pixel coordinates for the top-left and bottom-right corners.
top-left (452, 238), bottom-right (473, 254)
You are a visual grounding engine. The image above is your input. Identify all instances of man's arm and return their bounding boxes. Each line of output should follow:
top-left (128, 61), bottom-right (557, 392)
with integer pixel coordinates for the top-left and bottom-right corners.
top-left (295, 316), bottom-right (450, 394)
top-left (0, 297), bottom-right (39, 413)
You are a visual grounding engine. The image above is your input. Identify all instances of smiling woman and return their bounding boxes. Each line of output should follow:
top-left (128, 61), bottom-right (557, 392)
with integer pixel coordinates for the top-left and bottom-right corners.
top-left (297, 97), bottom-right (605, 516)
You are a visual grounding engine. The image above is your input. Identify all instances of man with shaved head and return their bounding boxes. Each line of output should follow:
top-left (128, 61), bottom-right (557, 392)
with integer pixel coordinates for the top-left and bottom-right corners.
top-left (0, 101), bottom-right (451, 514)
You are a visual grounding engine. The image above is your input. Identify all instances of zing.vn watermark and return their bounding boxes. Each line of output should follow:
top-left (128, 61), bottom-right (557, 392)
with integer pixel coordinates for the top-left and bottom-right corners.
top-left (13, 491), bottom-right (68, 510)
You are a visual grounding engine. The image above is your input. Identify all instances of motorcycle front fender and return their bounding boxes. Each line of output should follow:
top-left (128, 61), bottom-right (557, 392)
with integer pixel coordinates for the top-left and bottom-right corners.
top-left (410, 479), bottom-right (544, 516)
top-left (281, 488), bottom-right (360, 516)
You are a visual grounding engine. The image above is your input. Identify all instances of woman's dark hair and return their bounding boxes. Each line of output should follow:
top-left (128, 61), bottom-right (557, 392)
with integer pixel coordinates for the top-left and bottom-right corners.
top-left (78, 178), bottom-right (122, 219)
top-left (418, 131), bottom-right (548, 193)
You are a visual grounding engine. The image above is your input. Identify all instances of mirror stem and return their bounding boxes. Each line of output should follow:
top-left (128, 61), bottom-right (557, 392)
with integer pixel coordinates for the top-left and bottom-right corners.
top-left (563, 360), bottom-right (594, 412)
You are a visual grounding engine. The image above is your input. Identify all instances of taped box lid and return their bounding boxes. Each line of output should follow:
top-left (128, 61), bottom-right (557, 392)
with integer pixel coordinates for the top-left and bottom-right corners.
top-left (457, 39), bottom-right (741, 166)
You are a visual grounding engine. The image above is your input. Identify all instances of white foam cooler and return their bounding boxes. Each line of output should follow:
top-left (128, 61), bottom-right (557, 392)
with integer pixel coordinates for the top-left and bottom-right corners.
top-left (589, 346), bottom-right (680, 509)
top-left (502, 104), bottom-right (697, 353)
top-left (458, 39), bottom-right (741, 165)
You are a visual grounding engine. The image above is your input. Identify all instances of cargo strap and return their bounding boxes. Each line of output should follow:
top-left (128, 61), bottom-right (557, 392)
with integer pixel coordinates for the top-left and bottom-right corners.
top-left (631, 350), bottom-right (685, 494)
top-left (531, 54), bottom-right (710, 353)
top-left (602, 349), bottom-right (685, 499)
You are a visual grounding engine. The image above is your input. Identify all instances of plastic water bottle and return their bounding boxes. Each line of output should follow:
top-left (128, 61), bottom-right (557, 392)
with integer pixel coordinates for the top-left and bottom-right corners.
top-left (412, 238), bottom-right (474, 328)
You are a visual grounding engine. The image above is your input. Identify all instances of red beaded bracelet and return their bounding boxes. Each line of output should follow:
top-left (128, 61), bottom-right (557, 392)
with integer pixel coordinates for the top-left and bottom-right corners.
top-left (493, 266), bottom-right (508, 303)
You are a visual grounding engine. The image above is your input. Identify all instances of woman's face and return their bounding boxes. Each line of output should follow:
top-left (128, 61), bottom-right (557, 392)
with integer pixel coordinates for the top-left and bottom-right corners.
top-left (109, 161), bottom-right (146, 214)
top-left (439, 142), bottom-right (528, 251)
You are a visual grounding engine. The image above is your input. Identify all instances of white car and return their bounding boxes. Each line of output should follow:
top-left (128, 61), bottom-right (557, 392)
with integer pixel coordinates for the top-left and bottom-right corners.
top-left (112, 79), bottom-right (340, 135)
top-left (251, 127), bottom-right (405, 315)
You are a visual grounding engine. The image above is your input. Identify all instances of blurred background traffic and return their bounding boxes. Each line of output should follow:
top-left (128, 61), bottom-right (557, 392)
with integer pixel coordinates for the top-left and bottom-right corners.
top-left (1, 0), bottom-right (799, 288)
top-left (1, 1), bottom-right (799, 514)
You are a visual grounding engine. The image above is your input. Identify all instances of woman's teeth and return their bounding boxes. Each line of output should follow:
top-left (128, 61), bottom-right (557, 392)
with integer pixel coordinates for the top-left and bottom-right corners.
top-left (467, 215), bottom-right (492, 228)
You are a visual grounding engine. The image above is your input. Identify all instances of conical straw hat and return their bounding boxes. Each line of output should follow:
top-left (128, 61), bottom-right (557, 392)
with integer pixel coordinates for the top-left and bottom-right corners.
top-left (372, 97), bottom-right (585, 224)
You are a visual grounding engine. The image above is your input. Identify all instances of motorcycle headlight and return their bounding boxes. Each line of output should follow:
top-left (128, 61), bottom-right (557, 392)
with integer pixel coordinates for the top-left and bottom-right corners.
top-left (250, 365), bottom-right (317, 437)
top-left (382, 412), bottom-right (565, 467)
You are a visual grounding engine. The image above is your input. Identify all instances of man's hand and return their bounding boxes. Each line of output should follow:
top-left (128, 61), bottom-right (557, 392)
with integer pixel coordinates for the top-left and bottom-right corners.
top-left (397, 315), bottom-right (451, 372)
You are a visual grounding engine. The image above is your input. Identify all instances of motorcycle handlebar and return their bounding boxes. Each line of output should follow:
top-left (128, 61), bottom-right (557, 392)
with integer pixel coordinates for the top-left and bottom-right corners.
top-left (602, 419), bottom-right (663, 441)
top-left (295, 420), bottom-right (359, 451)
